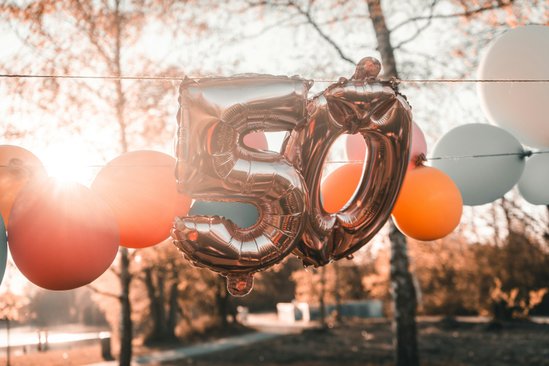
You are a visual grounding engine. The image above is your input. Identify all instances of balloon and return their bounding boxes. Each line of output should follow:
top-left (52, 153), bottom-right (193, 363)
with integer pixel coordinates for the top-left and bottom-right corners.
top-left (286, 57), bottom-right (412, 267)
top-left (478, 25), bottom-right (549, 148)
top-left (91, 150), bottom-right (190, 249)
top-left (432, 123), bottom-right (525, 206)
top-left (346, 120), bottom-right (426, 169)
top-left (321, 163), bottom-right (363, 214)
top-left (0, 214), bottom-right (7, 287)
top-left (0, 145), bottom-right (47, 225)
top-left (8, 178), bottom-right (119, 290)
top-left (346, 134), bottom-right (367, 162)
top-left (518, 153), bottom-right (549, 205)
top-left (392, 166), bottom-right (463, 241)
top-left (173, 75), bottom-right (309, 296)
top-left (243, 131), bottom-right (268, 150)
top-left (190, 201), bottom-right (259, 228)
top-left (409, 121), bottom-right (427, 169)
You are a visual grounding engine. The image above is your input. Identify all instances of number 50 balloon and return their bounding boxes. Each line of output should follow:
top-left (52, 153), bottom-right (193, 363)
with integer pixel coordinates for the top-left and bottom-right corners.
top-left (286, 57), bottom-right (412, 266)
top-left (172, 75), bottom-right (310, 296)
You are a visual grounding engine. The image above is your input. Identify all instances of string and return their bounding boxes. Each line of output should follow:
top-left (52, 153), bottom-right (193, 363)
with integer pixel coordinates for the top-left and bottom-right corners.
top-left (324, 150), bottom-right (549, 164)
top-left (1, 73), bottom-right (549, 83)
top-left (1, 150), bottom-right (548, 169)
top-left (1, 73), bottom-right (548, 167)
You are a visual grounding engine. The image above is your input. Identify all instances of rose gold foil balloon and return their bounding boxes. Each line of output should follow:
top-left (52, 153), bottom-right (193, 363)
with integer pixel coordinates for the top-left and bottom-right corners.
top-left (172, 75), bottom-right (310, 296)
top-left (286, 57), bottom-right (412, 267)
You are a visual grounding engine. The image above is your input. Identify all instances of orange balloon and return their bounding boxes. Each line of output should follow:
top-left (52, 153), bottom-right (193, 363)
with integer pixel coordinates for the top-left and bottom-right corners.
top-left (0, 145), bottom-right (47, 225)
top-left (8, 178), bottom-right (119, 290)
top-left (321, 163), bottom-right (363, 213)
top-left (392, 166), bottom-right (463, 241)
top-left (91, 150), bottom-right (191, 248)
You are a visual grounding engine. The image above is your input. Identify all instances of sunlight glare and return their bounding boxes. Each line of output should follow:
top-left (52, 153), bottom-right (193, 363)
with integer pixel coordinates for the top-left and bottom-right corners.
top-left (42, 141), bottom-right (97, 187)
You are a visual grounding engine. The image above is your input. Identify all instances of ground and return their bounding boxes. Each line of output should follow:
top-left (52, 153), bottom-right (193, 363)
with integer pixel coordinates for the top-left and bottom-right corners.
top-left (164, 318), bottom-right (549, 366)
top-left (2, 318), bottom-right (548, 365)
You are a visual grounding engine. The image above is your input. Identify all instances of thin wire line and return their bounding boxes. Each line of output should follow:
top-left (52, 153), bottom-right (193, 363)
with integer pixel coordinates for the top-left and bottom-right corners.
top-left (2, 150), bottom-right (545, 169)
top-left (1, 73), bottom-right (549, 83)
top-left (324, 150), bottom-right (549, 164)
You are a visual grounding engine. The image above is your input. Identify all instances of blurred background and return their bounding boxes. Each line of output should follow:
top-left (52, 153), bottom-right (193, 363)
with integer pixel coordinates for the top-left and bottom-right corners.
top-left (0, 0), bottom-right (548, 365)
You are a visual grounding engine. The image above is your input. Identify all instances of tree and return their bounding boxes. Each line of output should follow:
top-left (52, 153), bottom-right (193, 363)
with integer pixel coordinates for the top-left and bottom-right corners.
top-left (0, 1), bottom-right (199, 364)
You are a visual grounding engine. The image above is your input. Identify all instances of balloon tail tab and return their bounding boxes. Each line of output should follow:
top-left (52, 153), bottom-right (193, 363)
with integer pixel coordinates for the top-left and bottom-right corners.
top-left (226, 273), bottom-right (254, 297)
top-left (415, 153), bottom-right (427, 167)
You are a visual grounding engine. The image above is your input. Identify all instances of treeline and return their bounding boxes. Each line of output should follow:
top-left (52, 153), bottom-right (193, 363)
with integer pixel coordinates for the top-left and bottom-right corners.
top-left (4, 206), bottom-right (548, 344)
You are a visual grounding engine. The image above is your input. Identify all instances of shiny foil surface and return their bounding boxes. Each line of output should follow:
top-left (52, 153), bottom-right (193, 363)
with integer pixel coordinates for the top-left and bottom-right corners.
top-left (173, 75), bottom-right (311, 296)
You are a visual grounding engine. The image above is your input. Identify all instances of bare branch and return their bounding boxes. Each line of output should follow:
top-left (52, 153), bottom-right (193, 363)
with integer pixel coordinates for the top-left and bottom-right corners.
top-left (390, 0), bottom-right (516, 33)
top-left (109, 266), bottom-right (121, 277)
top-left (393, 0), bottom-right (438, 50)
top-left (87, 284), bottom-right (122, 300)
top-left (72, 1), bottom-right (114, 72)
top-left (287, 0), bottom-right (355, 65)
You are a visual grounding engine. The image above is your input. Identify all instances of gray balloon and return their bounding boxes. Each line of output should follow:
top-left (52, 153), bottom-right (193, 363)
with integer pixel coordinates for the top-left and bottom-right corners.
top-left (518, 153), bottom-right (549, 205)
top-left (432, 124), bottom-right (525, 206)
top-left (0, 215), bottom-right (7, 287)
top-left (189, 201), bottom-right (259, 228)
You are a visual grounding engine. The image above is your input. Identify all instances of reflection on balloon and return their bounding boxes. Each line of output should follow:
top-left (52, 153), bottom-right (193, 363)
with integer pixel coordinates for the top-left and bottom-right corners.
top-left (92, 150), bottom-right (191, 249)
top-left (478, 25), bottom-right (549, 148)
top-left (189, 201), bottom-right (259, 228)
top-left (0, 214), bottom-right (7, 287)
top-left (518, 153), bottom-right (549, 205)
top-left (432, 124), bottom-right (525, 206)
top-left (8, 178), bottom-right (119, 290)
top-left (321, 163), bottom-right (363, 214)
top-left (392, 166), bottom-right (462, 241)
top-left (173, 75), bottom-right (309, 296)
top-left (0, 145), bottom-right (47, 225)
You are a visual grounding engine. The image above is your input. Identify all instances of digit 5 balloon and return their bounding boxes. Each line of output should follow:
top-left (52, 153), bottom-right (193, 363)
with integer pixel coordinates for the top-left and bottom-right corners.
top-left (8, 178), bottom-right (119, 290)
top-left (173, 75), bottom-right (310, 296)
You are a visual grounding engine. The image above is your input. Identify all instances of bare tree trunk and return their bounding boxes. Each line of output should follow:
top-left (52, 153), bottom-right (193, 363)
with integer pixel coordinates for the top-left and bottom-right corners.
top-left (167, 273), bottom-right (179, 339)
top-left (319, 266), bottom-right (327, 328)
top-left (389, 224), bottom-right (419, 366)
top-left (366, 1), bottom-right (419, 365)
top-left (143, 268), bottom-right (169, 343)
top-left (119, 248), bottom-right (132, 366)
top-left (113, 1), bottom-right (132, 365)
top-left (215, 277), bottom-right (229, 328)
top-left (334, 262), bottom-right (342, 323)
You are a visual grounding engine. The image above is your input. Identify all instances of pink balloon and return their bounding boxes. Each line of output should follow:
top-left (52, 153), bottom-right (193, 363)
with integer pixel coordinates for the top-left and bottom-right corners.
top-left (345, 134), bottom-right (367, 161)
top-left (346, 122), bottom-right (426, 168)
top-left (408, 122), bottom-right (427, 169)
top-left (243, 131), bottom-right (268, 150)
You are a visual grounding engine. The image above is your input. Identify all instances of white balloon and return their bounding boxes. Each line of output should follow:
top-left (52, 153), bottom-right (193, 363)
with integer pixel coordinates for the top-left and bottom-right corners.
top-left (518, 153), bottom-right (549, 205)
top-left (477, 25), bottom-right (549, 148)
top-left (432, 124), bottom-right (525, 206)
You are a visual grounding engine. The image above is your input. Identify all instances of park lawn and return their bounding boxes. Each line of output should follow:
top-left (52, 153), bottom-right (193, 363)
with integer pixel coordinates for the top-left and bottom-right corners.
top-left (2, 318), bottom-right (548, 365)
top-left (164, 318), bottom-right (549, 366)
